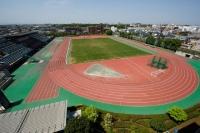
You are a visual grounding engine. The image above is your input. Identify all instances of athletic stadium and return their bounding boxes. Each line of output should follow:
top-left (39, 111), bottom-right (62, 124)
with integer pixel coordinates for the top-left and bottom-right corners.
top-left (1, 34), bottom-right (200, 116)
top-left (1, 33), bottom-right (200, 132)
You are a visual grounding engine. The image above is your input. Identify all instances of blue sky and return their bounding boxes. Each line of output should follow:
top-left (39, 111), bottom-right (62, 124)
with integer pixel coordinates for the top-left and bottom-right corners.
top-left (0, 0), bottom-right (199, 25)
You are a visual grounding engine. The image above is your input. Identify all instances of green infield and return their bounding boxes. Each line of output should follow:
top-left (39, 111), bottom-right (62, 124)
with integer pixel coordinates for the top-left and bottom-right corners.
top-left (70, 38), bottom-right (150, 63)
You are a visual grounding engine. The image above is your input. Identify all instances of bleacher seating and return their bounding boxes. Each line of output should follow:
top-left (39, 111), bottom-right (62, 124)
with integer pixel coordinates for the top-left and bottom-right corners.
top-left (0, 33), bottom-right (51, 93)
top-left (0, 43), bottom-right (28, 54)
top-left (0, 37), bottom-right (6, 43)
top-left (0, 37), bottom-right (33, 66)
top-left (0, 38), bottom-right (8, 48)
top-left (30, 33), bottom-right (49, 43)
top-left (0, 47), bottom-right (32, 65)
top-left (0, 32), bottom-right (51, 68)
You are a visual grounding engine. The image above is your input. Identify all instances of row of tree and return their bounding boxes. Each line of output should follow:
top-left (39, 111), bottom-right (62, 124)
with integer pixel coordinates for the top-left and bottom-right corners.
top-left (119, 32), bottom-right (133, 38)
top-left (119, 32), bottom-right (182, 51)
top-left (45, 32), bottom-right (68, 37)
top-left (65, 105), bottom-right (189, 133)
top-left (146, 36), bottom-right (182, 51)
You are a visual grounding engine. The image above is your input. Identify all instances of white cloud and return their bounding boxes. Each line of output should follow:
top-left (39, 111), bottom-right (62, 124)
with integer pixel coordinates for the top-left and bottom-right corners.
top-left (44, 0), bottom-right (70, 7)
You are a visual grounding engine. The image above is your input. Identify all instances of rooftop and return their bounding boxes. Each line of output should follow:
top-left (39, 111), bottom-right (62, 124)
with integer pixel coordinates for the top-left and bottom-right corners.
top-left (0, 100), bottom-right (67, 133)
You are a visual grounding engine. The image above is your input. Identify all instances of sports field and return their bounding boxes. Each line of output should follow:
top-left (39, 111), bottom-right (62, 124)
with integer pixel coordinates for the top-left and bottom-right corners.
top-left (4, 36), bottom-right (200, 115)
top-left (70, 38), bottom-right (149, 63)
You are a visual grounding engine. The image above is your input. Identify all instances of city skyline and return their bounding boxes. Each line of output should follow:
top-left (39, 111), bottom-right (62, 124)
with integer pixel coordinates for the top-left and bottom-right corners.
top-left (0, 0), bottom-right (200, 25)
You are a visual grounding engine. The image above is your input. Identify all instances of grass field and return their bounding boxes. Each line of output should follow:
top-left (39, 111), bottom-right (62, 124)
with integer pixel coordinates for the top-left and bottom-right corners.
top-left (70, 38), bottom-right (149, 63)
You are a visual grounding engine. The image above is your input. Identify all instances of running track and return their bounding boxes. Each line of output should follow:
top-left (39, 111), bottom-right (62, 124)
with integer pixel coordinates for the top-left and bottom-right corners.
top-left (26, 37), bottom-right (199, 106)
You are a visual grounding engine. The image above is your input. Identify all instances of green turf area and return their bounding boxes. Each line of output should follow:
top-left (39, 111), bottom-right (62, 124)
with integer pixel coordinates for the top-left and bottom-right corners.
top-left (3, 38), bottom-right (63, 112)
top-left (70, 38), bottom-right (150, 63)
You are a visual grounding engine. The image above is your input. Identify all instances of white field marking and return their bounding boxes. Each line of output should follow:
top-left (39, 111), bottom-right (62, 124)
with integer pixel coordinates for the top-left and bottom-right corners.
top-left (39, 60), bottom-right (44, 63)
top-left (150, 69), bottom-right (166, 77)
top-left (127, 59), bottom-right (153, 81)
top-left (66, 38), bottom-right (71, 64)
top-left (23, 62), bottom-right (28, 65)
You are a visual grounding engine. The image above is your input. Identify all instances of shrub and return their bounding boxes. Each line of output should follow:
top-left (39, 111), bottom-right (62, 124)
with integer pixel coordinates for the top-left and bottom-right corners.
top-left (135, 118), bottom-right (151, 127)
top-left (82, 106), bottom-right (98, 123)
top-left (130, 125), bottom-right (152, 133)
top-left (168, 106), bottom-right (188, 122)
top-left (115, 128), bottom-right (130, 133)
top-left (104, 113), bottom-right (113, 129)
top-left (65, 117), bottom-right (95, 133)
top-left (113, 121), bottom-right (132, 128)
top-left (150, 119), bottom-right (166, 132)
top-left (130, 125), bottom-right (137, 133)
top-left (164, 119), bottom-right (177, 129)
top-left (106, 30), bottom-right (113, 35)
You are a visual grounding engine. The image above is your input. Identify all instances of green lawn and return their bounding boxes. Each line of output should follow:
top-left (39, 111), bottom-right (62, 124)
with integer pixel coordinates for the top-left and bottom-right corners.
top-left (70, 38), bottom-right (149, 63)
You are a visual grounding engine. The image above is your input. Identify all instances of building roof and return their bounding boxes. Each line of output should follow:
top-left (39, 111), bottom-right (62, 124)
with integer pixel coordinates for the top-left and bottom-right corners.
top-left (0, 109), bottom-right (28, 133)
top-left (20, 101), bottom-right (67, 133)
top-left (0, 101), bottom-right (67, 133)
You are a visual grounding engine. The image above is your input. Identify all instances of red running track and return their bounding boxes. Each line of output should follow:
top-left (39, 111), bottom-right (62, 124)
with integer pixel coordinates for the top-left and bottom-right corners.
top-left (26, 37), bottom-right (199, 106)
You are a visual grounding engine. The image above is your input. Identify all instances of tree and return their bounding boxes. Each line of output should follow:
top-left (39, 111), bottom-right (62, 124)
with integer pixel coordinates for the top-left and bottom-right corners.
top-left (162, 38), bottom-right (181, 51)
top-left (168, 106), bottom-right (188, 122)
top-left (117, 24), bottom-right (126, 29)
top-left (172, 39), bottom-right (182, 51)
top-left (65, 117), bottom-right (95, 133)
top-left (155, 38), bottom-right (164, 47)
top-left (106, 30), bottom-right (113, 35)
top-left (163, 39), bottom-right (171, 49)
top-left (146, 36), bottom-right (156, 45)
top-left (103, 113), bottom-right (113, 130)
top-left (82, 106), bottom-right (98, 123)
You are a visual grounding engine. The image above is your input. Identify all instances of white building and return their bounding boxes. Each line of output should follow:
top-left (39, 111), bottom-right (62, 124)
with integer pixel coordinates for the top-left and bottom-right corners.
top-left (191, 40), bottom-right (200, 51)
top-left (178, 26), bottom-right (200, 33)
top-left (111, 26), bottom-right (118, 32)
